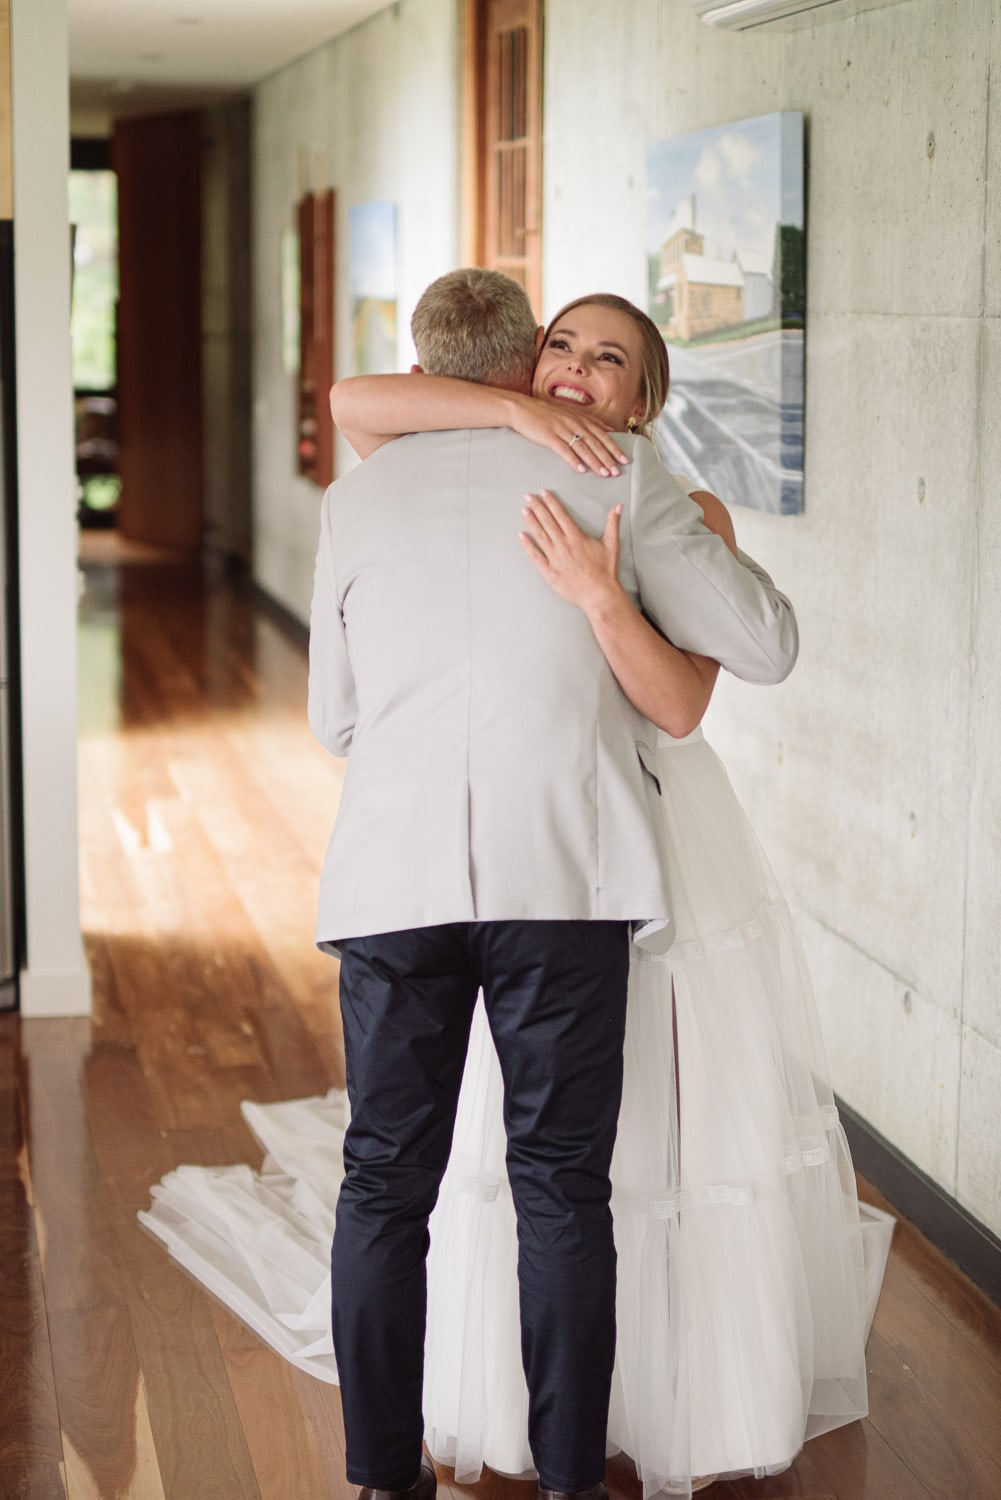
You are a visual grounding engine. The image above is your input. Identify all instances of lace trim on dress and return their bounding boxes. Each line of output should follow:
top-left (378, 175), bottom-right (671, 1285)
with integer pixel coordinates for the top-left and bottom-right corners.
top-left (635, 901), bottom-right (781, 964)
top-left (613, 1106), bottom-right (842, 1219)
top-left (674, 914), bottom-right (763, 960)
top-left (445, 1107), bottom-right (843, 1216)
top-left (452, 1175), bottom-right (501, 1202)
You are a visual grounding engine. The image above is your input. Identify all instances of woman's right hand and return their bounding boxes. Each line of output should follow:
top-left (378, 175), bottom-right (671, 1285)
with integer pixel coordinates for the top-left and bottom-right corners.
top-left (519, 489), bottom-right (624, 614)
top-left (519, 489), bottom-right (719, 737)
top-left (507, 394), bottom-right (629, 478)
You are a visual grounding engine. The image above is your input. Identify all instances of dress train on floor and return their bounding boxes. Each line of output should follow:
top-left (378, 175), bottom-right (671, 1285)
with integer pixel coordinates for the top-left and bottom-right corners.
top-left (141, 728), bottom-right (893, 1498)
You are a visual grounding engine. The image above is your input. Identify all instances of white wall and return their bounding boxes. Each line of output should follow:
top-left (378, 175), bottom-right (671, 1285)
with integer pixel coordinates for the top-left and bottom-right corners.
top-left (543, 0), bottom-right (1001, 1235)
top-left (11, 0), bottom-right (90, 1016)
top-left (250, 0), bottom-right (1001, 1236)
top-left (251, 0), bottom-right (461, 623)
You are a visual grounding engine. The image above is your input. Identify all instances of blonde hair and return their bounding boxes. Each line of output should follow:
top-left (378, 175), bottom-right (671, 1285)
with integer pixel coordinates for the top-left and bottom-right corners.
top-left (411, 268), bottom-right (538, 389)
top-left (541, 293), bottom-right (670, 434)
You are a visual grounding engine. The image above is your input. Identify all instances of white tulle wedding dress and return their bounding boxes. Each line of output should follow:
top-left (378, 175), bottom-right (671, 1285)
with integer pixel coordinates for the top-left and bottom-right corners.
top-left (141, 726), bottom-right (893, 1499)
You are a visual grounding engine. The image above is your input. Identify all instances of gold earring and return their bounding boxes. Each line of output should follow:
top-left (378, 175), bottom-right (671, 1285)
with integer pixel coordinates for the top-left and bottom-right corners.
top-left (626, 416), bottom-right (638, 433)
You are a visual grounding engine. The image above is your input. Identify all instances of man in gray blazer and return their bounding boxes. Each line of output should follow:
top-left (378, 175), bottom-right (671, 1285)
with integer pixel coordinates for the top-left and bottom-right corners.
top-left (308, 270), bottom-right (797, 1500)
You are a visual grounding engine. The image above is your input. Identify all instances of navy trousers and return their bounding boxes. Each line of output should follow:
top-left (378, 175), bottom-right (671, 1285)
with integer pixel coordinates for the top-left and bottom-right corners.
top-left (332, 920), bottom-right (630, 1492)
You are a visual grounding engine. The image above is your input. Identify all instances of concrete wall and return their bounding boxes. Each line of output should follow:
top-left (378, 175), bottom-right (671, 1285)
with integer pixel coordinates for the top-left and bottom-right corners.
top-left (541, 0), bottom-right (1000, 1235)
top-left (251, 0), bottom-right (460, 622)
top-left (249, 0), bottom-right (1001, 1236)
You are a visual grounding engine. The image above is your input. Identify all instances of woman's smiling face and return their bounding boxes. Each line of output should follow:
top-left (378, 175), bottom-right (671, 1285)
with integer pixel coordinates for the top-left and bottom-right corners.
top-left (531, 302), bottom-right (647, 432)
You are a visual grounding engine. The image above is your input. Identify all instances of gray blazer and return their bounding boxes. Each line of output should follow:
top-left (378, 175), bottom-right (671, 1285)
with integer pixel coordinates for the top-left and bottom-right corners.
top-left (308, 429), bottom-right (797, 954)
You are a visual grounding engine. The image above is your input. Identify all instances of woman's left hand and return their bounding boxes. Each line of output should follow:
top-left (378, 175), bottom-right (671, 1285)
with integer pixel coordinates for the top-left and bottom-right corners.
top-left (508, 397), bottom-right (628, 477)
top-left (519, 490), bottom-right (624, 616)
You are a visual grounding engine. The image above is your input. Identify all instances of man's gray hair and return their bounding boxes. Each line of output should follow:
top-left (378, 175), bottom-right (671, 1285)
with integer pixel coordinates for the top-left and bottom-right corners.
top-left (411, 268), bottom-right (538, 388)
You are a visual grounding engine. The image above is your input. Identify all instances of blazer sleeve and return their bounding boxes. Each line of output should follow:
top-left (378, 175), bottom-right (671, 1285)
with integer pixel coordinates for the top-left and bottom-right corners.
top-left (628, 438), bottom-right (799, 685)
top-left (307, 490), bottom-right (357, 756)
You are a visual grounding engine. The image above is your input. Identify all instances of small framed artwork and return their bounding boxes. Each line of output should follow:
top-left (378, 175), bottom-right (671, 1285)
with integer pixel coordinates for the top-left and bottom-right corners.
top-left (349, 201), bottom-right (398, 376)
top-left (647, 112), bottom-right (805, 514)
top-left (281, 225), bottom-right (300, 376)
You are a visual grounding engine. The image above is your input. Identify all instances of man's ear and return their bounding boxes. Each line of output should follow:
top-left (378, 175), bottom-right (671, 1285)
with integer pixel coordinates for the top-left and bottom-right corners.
top-left (534, 325), bottom-right (545, 353)
top-left (409, 364), bottom-right (424, 375)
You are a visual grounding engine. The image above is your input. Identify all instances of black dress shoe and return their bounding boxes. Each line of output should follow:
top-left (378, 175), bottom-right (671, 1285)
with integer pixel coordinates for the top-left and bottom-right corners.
top-left (359, 1455), bottom-right (436, 1500)
top-left (538, 1484), bottom-right (608, 1500)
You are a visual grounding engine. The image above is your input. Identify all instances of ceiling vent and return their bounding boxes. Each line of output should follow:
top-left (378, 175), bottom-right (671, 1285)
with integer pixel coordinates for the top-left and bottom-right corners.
top-left (694, 0), bottom-right (907, 30)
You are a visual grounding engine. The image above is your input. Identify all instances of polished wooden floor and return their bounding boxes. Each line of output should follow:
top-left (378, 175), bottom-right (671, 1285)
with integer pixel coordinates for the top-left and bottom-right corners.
top-left (2, 536), bottom-right (1001, 1499)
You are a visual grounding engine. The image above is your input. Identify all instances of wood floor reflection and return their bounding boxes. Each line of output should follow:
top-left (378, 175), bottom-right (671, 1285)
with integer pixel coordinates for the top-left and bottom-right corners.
top-left (2, 539), bottom-right (1000, 1499)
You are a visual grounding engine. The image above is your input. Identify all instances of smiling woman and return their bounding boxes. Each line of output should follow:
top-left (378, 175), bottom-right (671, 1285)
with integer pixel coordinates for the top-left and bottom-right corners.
top-left (533, 293), bottom-right (671, 435)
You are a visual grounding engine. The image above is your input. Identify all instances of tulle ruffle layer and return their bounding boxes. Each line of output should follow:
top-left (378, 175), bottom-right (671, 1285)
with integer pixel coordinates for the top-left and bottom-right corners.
top-left (423, 732), bottom-right (892, 1496)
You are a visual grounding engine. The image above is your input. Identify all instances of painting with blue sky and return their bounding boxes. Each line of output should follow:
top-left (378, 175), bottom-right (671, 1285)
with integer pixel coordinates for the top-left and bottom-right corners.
top-left (350, 200), bottom-right (398, 376)
top-left (646, 112), bottom-right (805, 514)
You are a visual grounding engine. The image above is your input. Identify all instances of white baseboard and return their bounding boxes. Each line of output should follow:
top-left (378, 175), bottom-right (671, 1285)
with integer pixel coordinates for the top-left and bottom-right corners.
top-left (19, 963), bottom-right (93, 1018)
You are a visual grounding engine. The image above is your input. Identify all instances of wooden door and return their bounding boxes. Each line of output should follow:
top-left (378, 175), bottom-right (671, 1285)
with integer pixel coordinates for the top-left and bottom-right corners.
top-left (114, 112), bottom-right (203, 551)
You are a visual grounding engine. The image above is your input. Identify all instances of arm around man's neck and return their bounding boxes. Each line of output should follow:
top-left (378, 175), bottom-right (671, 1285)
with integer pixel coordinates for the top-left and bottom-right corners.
top-left (328, 372), bottom-right (526, 461)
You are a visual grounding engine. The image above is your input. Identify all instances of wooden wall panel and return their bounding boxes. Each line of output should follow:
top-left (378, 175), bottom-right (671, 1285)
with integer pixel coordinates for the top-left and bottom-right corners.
top-left (114, 111), bottom-right (203, 551)
top-left (464, 0), bottom-right (543, 317)
top-left (296, 189), bottom-right (334, 489)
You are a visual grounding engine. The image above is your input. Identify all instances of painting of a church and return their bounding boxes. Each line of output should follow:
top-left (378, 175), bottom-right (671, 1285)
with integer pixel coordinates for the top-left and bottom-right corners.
top-left (647, 112), bottom-right (805, 514)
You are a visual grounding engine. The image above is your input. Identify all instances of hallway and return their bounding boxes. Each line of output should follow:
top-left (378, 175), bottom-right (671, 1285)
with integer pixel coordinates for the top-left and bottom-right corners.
top-left (2, 543), bottom-right (1001, 1499)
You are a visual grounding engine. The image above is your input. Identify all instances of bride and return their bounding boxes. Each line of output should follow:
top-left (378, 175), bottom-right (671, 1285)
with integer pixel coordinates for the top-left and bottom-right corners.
top-left (142, 288), bottom-right (893, 1499)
